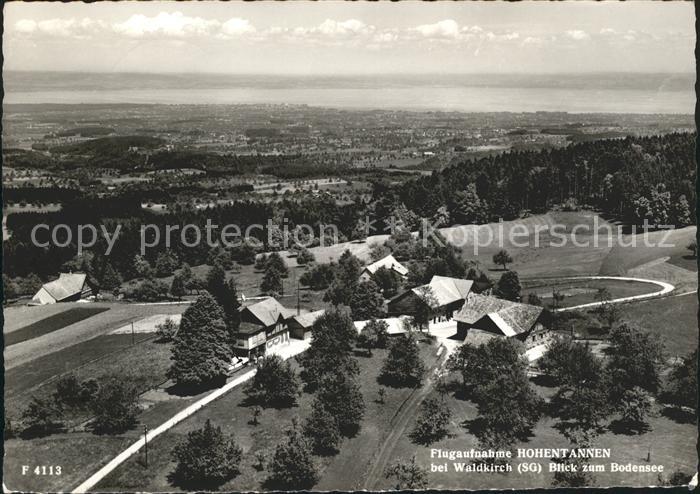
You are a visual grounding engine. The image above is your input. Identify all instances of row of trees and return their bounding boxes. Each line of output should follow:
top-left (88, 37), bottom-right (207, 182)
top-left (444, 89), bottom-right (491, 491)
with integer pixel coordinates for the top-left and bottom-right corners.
top-left (15, 375), bottom-right (140, 438)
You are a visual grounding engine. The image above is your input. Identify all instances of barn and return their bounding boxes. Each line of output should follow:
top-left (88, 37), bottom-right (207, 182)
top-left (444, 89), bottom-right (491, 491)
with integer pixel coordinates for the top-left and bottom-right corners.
top-left (31, 273), bottom-right (93, 305)
top-left (387, 275), bottom-right (473, 322)
top-left (453, 292), bottom-right (545, 345)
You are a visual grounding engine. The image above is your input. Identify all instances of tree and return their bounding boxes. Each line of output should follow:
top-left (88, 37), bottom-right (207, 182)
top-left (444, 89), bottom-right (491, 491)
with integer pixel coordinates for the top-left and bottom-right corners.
top-left (686, 239), bottom-right (697, 258)
top-left (261, 265), bottom-right (284, 295)
top-left (664, 348), bottom-right (697, 411)
top-left (495, 270), bottom-right (521, 302)
top-left (349, 280), bottom-right (385, 320)
top-left (380, 333), bottom-right (425, 387)
top-left (607, 324), bottom-right (665, 397)
top-left (251, 406), bottom-right (262, 426)
top-left (170, 274), bottom-right (187, 300)
top-left (179, 263), bottom-right (196, 293)
top-left (372, 266), bottom-right (401, 298)
top-left (323, 250), bottom-right (361, 305)
top-left (133, 254), bottom-right (153, 279)
top-left (21, 396), bottom-right (63, 437)
top-left (552, 452), bottom-right (594, 487)
top-left (542, 339), bottom-right (611, 435)
top-left (618, 386), bottom-right (653, 433)
top-left (267, 425), bottom-right (318, 490)
top-left (266, 252), bottom-right (289, 278)
top-left (410, 396), bottom-right (451, 445)
top-left (474, 367), bottom-right (543, 448)
top-left (316, 369), bottom-right (365, 437)
top-left (53, 374), bottom-right (97, 409)
top-left (384, 455), bottom-right (428, 490)
top-left (155, 251), bottom-right (180, 277)
top-left (126, 278), bottom-right (169, 302)
top-left (298, 308), bottom-right (358, 390)
top-left (100, 262), bottom-right (123, 291)
top-left (171, 419), bottom-right (243, 489)
top-left (205, 263), bottom-right (226, 296)
top-left (448, 338), bottom-right (542, 447)
top-left (356, 319), bottom-right (389, 356)
top-left (449, 184), bottom-right (488, 225)
top-left (254, 254), bottom-right (268, 271)
top-left (244, 355), bottom-right (299, 408)
top-left (492, 249), bottom-right (513, 270)
top-left (413, 286), bottom-right (438, 331)
top-left (90, 379), bottom-right (140, 434)
top-left (296, 248), bottom-right (315, 265)
top-left (168, 293), bottom-right (233, 389)
top-left (303, 403), bottom-right (341, 455)
top-left (3, 274), bottom-right (17, 301)
top-left (299, 263), bottom-right (335, 290)
top-left (156, 317), bottom-right (179, 342)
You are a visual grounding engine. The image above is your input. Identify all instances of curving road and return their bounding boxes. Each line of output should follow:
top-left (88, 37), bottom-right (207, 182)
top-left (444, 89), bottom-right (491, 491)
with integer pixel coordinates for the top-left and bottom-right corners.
top-left (549, 275), bottom-right (675, 312)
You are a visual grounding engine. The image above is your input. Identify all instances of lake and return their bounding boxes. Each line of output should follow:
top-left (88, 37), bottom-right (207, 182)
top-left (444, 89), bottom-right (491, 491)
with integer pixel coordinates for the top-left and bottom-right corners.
top-left (3, 85), bottom-right (694, 114)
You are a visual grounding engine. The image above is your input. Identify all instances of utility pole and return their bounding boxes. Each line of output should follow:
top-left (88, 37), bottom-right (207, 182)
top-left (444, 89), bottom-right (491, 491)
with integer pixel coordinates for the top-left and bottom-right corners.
top-left (144, 425), bottom-right (149, 467)
top-left (131, 321), bottom-right (135, 345)
top-left (297, 279), bottom-right (300, 316)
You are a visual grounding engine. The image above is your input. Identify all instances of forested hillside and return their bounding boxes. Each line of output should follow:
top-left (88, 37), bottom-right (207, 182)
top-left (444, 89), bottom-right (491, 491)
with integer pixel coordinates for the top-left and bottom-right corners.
top-left (398, 132), bottom-right (695, 226)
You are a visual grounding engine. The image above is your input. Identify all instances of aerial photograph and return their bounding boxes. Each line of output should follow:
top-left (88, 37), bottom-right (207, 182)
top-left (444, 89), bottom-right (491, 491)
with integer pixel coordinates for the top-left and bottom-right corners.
top-left (2, 1), bottom-right (697, 492)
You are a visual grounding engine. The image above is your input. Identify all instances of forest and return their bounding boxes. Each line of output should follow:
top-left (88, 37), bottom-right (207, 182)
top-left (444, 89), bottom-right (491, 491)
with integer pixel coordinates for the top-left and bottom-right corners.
top-left (3, 132), bottom-right (696, 286)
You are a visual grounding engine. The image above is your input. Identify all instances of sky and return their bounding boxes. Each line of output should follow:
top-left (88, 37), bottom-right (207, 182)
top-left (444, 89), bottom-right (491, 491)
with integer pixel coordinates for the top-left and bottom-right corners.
top-left (3, 1), bottom-right (695, 74)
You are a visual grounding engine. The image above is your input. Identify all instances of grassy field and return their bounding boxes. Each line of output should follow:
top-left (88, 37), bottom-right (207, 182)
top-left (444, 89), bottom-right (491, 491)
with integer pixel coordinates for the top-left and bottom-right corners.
top-left (5, 307), bottom-right (110, 346)
top-left (521, 278), bottom-right (661, 309)
top-left (599, 226), bottom-right (696, 276)
top-left (617, 294), bottom-right (698, 358)
top-left (383, 375), bottom-right (697, 489)
top-left (4, 335), bottom-right (173, 420)
top-left (95, 341), bottom-right (439, 492)
top-left (5, 302), bottom-right (188, 371)
top-left (3, 336), bottom-right (229, 492)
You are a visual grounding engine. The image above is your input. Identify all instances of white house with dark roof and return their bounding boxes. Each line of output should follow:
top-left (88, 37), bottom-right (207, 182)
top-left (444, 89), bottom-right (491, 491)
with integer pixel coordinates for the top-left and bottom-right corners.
top-left (31, 273), bottom-right (93, 305)
top-left (234, 297), bottom-right (296, 358)
top-left (359, 254), bottom-right (409, 282)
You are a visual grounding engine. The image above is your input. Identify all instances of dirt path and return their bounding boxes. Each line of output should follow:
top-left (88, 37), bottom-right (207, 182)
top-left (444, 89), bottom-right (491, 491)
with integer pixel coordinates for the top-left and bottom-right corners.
top-left (361, 345), bottom-right (449, 490)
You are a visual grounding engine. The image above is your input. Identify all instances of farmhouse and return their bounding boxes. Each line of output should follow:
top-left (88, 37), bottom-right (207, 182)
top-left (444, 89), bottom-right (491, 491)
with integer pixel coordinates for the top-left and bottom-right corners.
top-left (359, 254), bottom-right (409, 282)
top-left (233, 297), bottom-right (295, 358)
top-left (454, 292), bottom-right (545, 345)
top-left (287, 309), bottom-right (325, 340)
top-left (388, 275), bottom-right (473, 322)
top-left (31, 272), bottom-right (93, 305)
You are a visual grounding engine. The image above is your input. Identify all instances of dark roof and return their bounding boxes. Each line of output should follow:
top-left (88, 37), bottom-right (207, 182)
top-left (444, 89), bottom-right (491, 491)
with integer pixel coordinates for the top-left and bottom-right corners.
top-left (240, 297), bottom-right (295, 327)
top-left (236, 321), bottom-right (266, 336)
top-left (454, 292), bottom-right (544, 336)
top-left (289, 309), bottom-right (326, 328)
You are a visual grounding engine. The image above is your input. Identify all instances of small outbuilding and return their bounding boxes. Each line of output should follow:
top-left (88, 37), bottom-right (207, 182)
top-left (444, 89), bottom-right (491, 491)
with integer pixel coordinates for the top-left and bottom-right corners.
top-left (287, 309), bottom-right (325, 340)
top-left (31, 273), bottom-right (93, 305)
top-left (359, 254), bottom-right (409, 282)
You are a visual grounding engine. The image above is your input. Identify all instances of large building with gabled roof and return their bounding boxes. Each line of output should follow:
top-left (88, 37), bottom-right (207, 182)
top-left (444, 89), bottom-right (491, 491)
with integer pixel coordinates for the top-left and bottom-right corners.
top-left (454, 292), bottom-right (545, 345)
top-left (234, 297), bottom-right (296, 358)
top-left (387, 275), bottom-right (473, 322)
